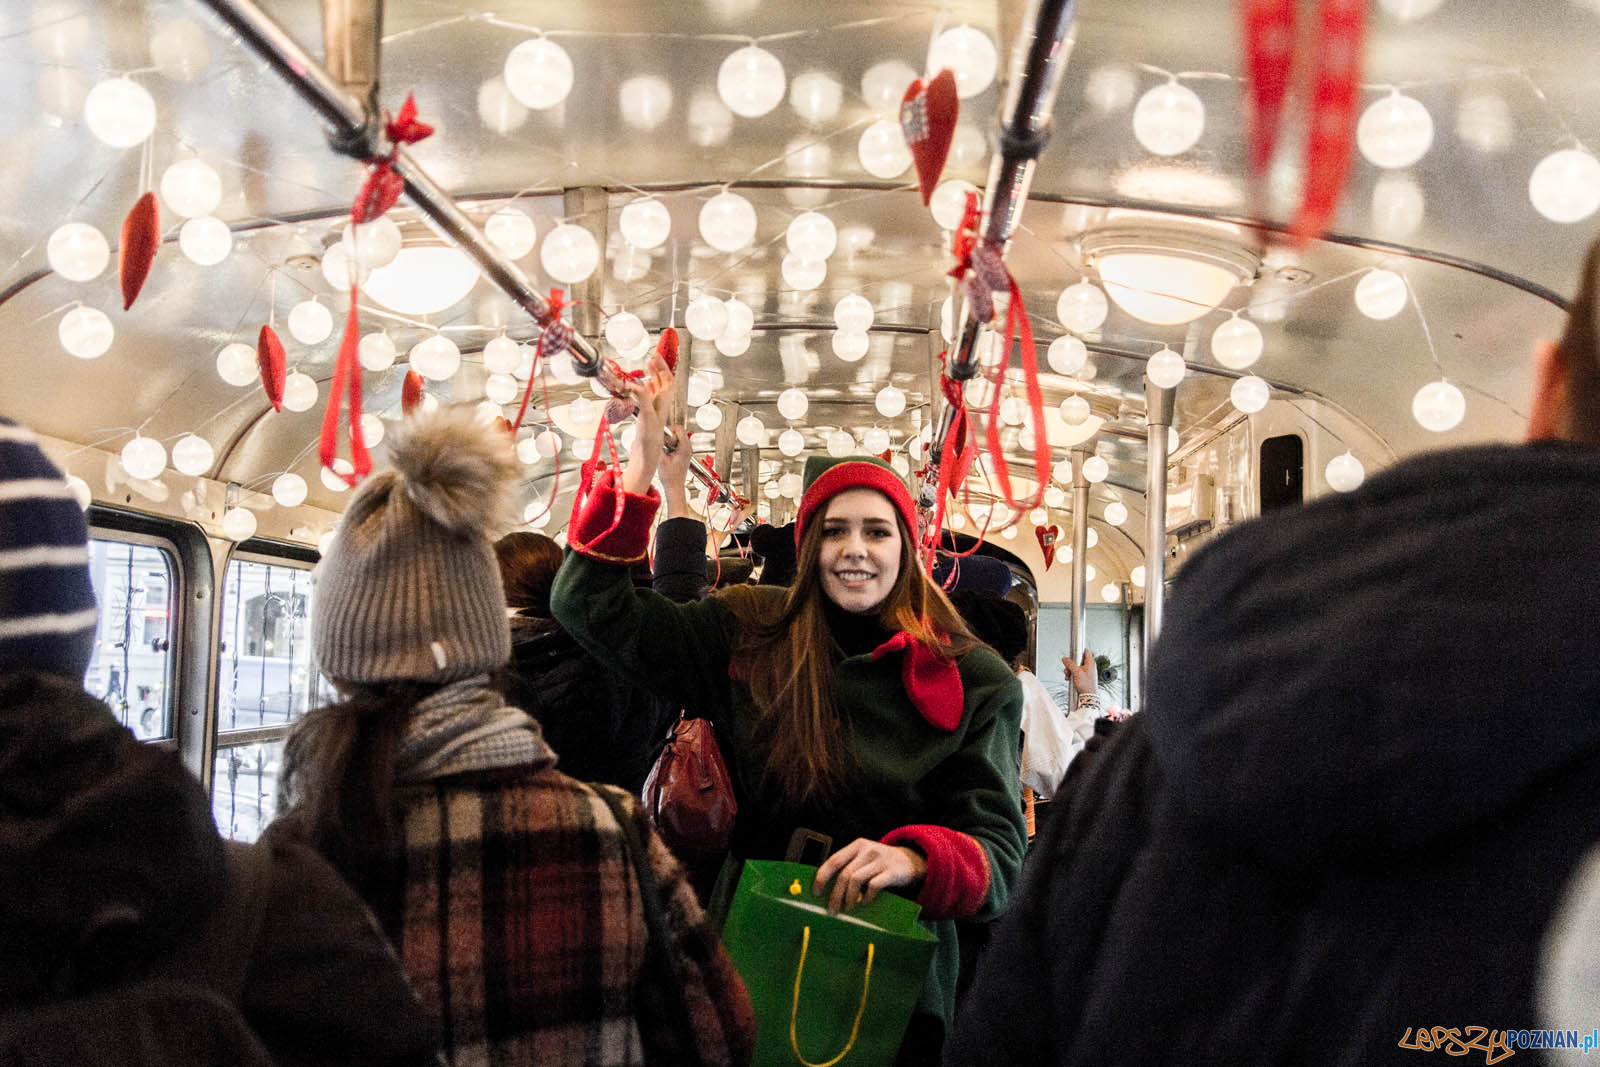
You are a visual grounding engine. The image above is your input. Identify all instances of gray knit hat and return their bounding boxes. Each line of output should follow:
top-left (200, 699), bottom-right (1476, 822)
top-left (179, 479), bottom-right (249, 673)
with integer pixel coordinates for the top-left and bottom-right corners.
top-left (313, 406), bottom-right (517, 684)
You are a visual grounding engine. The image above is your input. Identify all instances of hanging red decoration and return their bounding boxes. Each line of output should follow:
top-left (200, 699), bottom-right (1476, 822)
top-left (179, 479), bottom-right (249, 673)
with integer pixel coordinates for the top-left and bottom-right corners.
top-left (321, 92), bottom-right (436, 487)
top-left (118, 192), bottom-right (160, 311)
top-left (1240, 0), bottom-right (1367, 243)
top-left (510, 290), bottom-right (575, 435)
top-left (656, 325), bottom-right (680, 373)
top-left (900, 68), bottom-right (960, 206)
top-left (401, 369), bottom-right (425, 414)
top-left (256, 324), bottom-right (285, 412)
top-left (1036, 524), bottom-right (1059, 570)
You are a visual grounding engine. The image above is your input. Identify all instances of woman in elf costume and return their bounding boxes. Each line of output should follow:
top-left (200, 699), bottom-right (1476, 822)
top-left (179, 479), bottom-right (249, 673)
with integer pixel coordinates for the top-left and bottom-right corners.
top-left (551, 351), bottom-right (1026, 1062)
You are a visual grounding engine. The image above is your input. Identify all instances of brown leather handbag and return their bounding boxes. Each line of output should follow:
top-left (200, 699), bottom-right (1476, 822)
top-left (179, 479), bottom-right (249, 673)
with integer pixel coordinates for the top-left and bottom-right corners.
top-left (642, 713), bottom-right (738, 852)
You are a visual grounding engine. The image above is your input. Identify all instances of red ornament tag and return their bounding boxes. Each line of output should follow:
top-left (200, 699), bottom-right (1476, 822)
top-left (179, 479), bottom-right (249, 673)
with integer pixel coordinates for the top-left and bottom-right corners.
top-left (119, 192), bottom-right (160, 311)
top-left (256, 324), bottom-right (285, 412)
top-left (1036, 524), bottom-right (1059, 570)
top-left (401, 369), bottom-right (425, 414)
top-left (900, 68), bottom-right (959, 206)
top-left (656, 326), bottom-right (680, 373)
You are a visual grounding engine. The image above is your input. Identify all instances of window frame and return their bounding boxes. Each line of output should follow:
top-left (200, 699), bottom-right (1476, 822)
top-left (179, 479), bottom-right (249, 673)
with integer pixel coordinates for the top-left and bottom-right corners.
top-left (84, 520), bottom-right (186, 751)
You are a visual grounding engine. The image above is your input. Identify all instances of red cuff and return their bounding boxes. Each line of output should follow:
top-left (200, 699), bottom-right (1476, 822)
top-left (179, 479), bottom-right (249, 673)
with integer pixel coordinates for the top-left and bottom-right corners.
top-left (568, 468), bottom-right (660, 564)
top-left (881, 824), bottom-right (991, 920)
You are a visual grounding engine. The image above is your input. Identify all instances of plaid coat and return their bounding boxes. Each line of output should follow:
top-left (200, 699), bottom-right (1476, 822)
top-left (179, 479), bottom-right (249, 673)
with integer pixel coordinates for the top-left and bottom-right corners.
top-left (394, 763), bottom-right (754, 1066)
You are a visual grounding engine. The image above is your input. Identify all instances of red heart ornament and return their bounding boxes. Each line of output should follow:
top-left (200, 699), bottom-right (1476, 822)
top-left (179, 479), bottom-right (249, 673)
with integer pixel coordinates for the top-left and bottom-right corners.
top-left (900, 67), bottom-right (959, 206)
top-left (256, 324), bottom-right (285, 412)
top-left (1036, 524), bottom-right (1059, 570)
top-left (119, 191), bottom-right (161, 311)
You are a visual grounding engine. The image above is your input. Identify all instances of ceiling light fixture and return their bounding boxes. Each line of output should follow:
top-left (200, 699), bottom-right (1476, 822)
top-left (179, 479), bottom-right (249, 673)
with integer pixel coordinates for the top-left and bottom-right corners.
top-left (1080, 217), bottom-right (1258, 326)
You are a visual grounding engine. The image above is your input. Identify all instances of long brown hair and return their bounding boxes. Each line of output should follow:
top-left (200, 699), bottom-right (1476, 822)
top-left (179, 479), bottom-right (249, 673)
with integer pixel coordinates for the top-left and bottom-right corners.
top-left (722, 505), bottom-right (978, 806)
top-left (278, 680), bottom-right (438, 930)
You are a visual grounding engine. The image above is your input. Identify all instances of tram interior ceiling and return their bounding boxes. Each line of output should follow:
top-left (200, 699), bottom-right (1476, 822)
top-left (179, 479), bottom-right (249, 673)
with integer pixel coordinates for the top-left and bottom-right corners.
top-left (0, 0), bottom-right (1594, 741)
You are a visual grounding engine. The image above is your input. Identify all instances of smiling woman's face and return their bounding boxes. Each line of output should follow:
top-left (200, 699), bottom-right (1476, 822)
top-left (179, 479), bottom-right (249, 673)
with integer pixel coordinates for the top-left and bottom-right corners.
top-left (817, 488), bottom-right (902, 614)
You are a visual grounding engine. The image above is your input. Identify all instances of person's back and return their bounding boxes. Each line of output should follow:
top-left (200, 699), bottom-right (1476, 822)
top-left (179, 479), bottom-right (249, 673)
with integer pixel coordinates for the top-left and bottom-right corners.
top-left (0, 416), bottom-right (436, 1067)
top-left (946, 238), bottom-right (1600, 1066)
top-left (276, 407), bottom-right (753, 1066)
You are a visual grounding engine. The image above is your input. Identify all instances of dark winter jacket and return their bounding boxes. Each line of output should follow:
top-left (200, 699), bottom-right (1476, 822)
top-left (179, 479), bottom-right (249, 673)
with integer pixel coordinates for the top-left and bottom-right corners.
top-left (947, 442), bottom-right (1600, 1066)
top-left (0, 670), bottom-right (437, 1066)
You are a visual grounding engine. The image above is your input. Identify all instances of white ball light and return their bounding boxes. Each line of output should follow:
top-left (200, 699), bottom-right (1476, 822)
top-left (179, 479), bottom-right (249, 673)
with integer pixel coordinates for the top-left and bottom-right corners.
top-left (271, 472), bottom-right (307, 508)
top-left (790, 70), bottom-right (843, 126)
top-left (1086, 63), bottom-right (1138, 113)
top-left (1000, 524), bottom-right (1017, 540)
top-left (486, 207), bottom-right (536, 259)
top-left (861, 60), bottom-right (918, 115)
top-left (481, 333), bottom-right (520, 374)
top-left (1029, 507), bottom-right (1049, 525)
top-left (534, 429), bottom-right (561, 457)
top-left (715, 332), bottom-right (751, 357)
top-left (217, 342), bottom-right (257, 385)
top-left (1146, 347), bottom-right (1187, 389)
top-left (1379, 0), bottom-right (1446, 19)
top-left (1133, 81), bottom-right (1205, 157)
top-left (1529, 149), bottom-right (1600, 224)
top-left (61, 472), bottom-right (94, 509)
top-left (524, 498), bottom-right (552, 529)
top-left (179, 216), bottom-right (232, 265)
top-left (221, 507), bottom-right (257, 541)
top-left (1371, 173), bottom-right (1426, 240)
top-left (723, 298), bottom-right (754, 338)
top-left (940, 295), bottom-right (956, 342)
top-left (687, 373), bottom-right (714, 408)
top-left (862, 426), bottom-right (891, 454)
top-left (930, 180), bottom-right (979, 231)
top-left (736, 413), bottom-right (766, 445)
top-left (686, 296), bottom-right (730, 340)
top-left (567, 394), bottom-right (597, 428)
top-left (540, 223), bottom-right (599, 284)
top-left (120, 436), bottom-right (166, 480)
top-left (1082, 455), bottom-right (1109, 483)
top-left (287, 299), bottom-right (333, 345)
top-left (1357, 92), bottom-right (1434, 170)
top-left (48, 223), bottom-right (110, 281)
top-left (1325, 452), bottom-right (1366, 492)
top-left (171, 434), bottom-right (213, 476)
top-left (360, 413), bottom-right (385, 446)
top-left (1104, 500), bottom-right (1129, 526)
top-left (619, 75), bottom-right (673, 131)
top-left (1057, 281), bottom-right (1109, 334)
top-left (410, 333), bottom-right (461, 380)
top-left (484, 372), bottom-right (519, 405)
top-left (834, 293), bottom-right (874, 333)
top-left (949, 512), bottom-right (967, 530)
top-left (1059, 394), bottom-right (1091, 425)
top-left (1355, 268), bottom-right (1408, 320)
top-left (344, 217), bottom-right (401, 270)
top-left (1230, 375), bottom-right (1271, 414)
top-left (319, 242), bottom-right (368, 292)
top-left (777, 388), bottom-right (808, 421)
top-left (1211, 317), bottom-right (1264, 369)
top-left (717, 44), bottom-right (786, 118)
top-left (927, 25), bottom-right (999, 99)
top-left (695, 404), bottom-right (724, 431)
top-left (699, 191), bottom-right (757, 252)
top-left (477, 76), bottom-right (528, 133)
top-left (1052, 458), bottom-right (1074, 484)
top-left (786, 212), bottom-right (837, 260)
top-left (875, 385), bottom-right (906, 418)
top-left (1131, 565), bottom-right (1148, 588)
top-left (504, 37), bottom-right (574, 109)
top-left (58, 306), bottom-right (113, 359)
top-left (160, 159), bottom-right (222, 218)
top-left (858, 120), bottom-right (912, 178)
top-left (781, 254), bottom-right (826, 291)
top-left (1000, 396), bottom-right (1025, 426)
top-left (84, 76), bottom-right (156, 147)
top-left (779, 472), bottom-right (804, 499)
top-left (1101, 583), bottom-right (1122, 603)
top-left (476, 400), bottom-right (505, 425)
top-left (1457, 91), bottom-right (1513, 154)
top-left (827, 429), bottom-right (854, 457)
top-left (778, 427), bottom-right (805, 456)
top-left (322, 458), bottom-right (359, 492)
top-left (1047, 334), bottom-right (1089, 375)
top-left (515, 436), bottom-right (541, 465)
top-left (598, 314), bottom-right (641, 355)
top-left (832, 330), bottom-right (869, 362)
top-left (1412, 380), bottom-right (1466, 432)
top-left (619, 197), bottom-right (671, 250)
top-left (281, 371), bottom-right (317, 412)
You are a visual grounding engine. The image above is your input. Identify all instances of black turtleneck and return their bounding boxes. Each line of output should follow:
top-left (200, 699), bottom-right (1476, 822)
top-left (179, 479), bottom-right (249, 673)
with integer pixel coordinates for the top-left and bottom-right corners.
top-left (821, 597), bottom-right (893, 658)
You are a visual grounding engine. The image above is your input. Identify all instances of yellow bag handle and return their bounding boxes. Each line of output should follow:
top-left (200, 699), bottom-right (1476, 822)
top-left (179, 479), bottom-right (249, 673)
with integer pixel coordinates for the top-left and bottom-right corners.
top-left (789, 924), bottom-right (876, 1067)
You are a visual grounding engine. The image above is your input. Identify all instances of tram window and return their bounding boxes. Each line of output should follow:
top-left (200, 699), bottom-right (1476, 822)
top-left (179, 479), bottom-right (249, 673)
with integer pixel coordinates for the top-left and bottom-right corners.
top-left (213, 555), bottom-right (317, 841)
top-left (212, 739), bottom-right (285, 845)
top-left (84, 537), bottom-right (177, 741)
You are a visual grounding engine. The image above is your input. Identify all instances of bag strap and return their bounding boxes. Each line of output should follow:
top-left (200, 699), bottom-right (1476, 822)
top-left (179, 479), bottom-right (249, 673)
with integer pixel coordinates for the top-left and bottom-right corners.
top-left (587, 783), bottom-right (704, 1067)
top-left (789, 925), bottom-right (875, 1067)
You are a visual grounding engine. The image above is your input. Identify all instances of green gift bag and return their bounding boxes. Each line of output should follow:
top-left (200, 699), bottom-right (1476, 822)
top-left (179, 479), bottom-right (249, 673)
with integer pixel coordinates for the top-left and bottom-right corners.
top-left (720, 860), bottom-right (939, 1067)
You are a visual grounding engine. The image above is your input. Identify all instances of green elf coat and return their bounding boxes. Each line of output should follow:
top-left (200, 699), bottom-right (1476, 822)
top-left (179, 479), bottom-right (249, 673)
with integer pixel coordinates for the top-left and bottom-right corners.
top-left (549, 470), bottom-right (1026, 1032)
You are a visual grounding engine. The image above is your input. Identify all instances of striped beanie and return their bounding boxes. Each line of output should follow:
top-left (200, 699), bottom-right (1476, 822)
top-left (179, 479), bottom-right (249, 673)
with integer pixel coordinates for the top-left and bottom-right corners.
top-left (0, 416), bottom-right (97, 680)
top-left (313, 406), bottom-right (517, 685)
